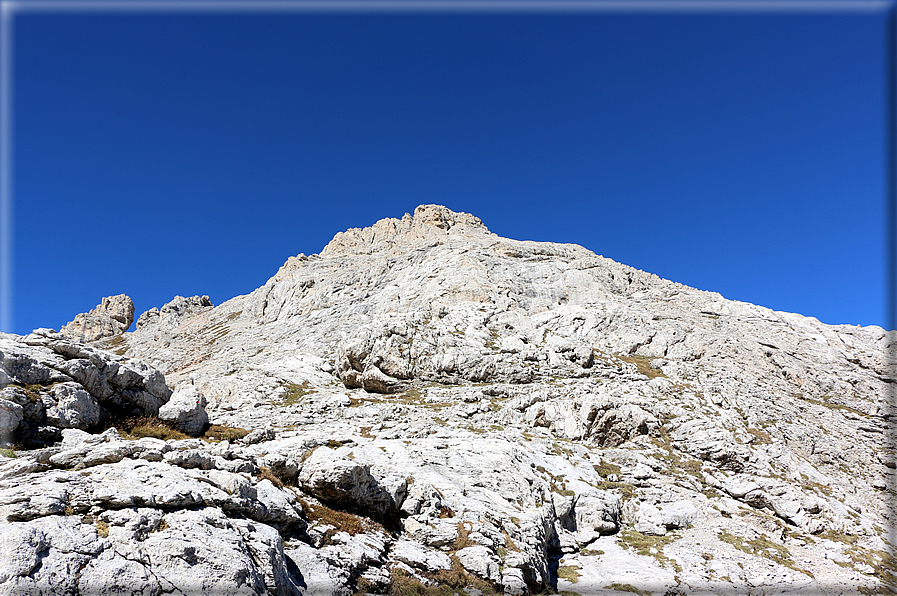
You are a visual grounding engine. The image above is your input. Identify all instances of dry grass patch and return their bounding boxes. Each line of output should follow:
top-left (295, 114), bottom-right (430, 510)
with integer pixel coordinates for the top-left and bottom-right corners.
top-left (115, 416), bottom-right (190, 441)
top-left (557, 565), bottom-right (581, 584)
top-left (98, 414), bottom-right (248, 443)
top-left (801, 395), bottom-right (872, 419)
top-left (95, 520), bottom-right (109, 538)
top-left (595, 480), bottom-right (637, 500)
top-left (607, 582), bottom-right (651, 596)
top-left (615, 353), bottom-right (666, 379)
top-left (745, 428), bottom-right (772, 444)
top-left (257, 467), bottom-right (284, 488)
top-left (8, 383), bottom-right (47, 403)
top-left (376, 556), bottom-right (499, 596)
top-left (593, 461), bottom-right (622, 477)
top-left (502, 530), bottom-right (521, 552)
top-left (537, 466), bottom-right (576, 498)
top-left (400, 388), bottom-right (423, 402)
top-left (299, 497), bottom-right (385, 542)
top-left (799, 473), bottom-right (833, 496)
top-left (453, 521), bottom-right (476, 550)
top-left (718, 531), bottom-right (811, 577)
top-left (617, 529), bottom-right (680, 571)
top-left (204, 424), bottom-right (249, 442)
top-left (279, 381), bottom-right (315, 406)
top-left (385, 567), bottom-right (454, 596)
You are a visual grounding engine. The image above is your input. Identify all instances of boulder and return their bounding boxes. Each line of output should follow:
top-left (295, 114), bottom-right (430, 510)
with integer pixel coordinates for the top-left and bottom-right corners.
top-left (630, 500), bottom-right (701, 536)
top-left (158, 385), bottom-right (208, 436)
top-left (390, 539), bottom-right (452, 572)
top-left (242, 428), bottom-right (276, 445)
top-left (361, 365), bottom-right (406, 395)
top-left (44, 382), bottom-right (102, 429)
top-left (297, 447), bottom-right (402, 517)
top-left (0, 333), bottom-right (172, 445)
top-left (455, 545), bottom-right (501, 583)
top-left (573, 492), bottom-right (622, 544)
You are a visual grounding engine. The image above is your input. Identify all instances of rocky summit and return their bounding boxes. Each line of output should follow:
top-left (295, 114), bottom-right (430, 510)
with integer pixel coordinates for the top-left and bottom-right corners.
top-left (0, 204), bottom-right (894, 596)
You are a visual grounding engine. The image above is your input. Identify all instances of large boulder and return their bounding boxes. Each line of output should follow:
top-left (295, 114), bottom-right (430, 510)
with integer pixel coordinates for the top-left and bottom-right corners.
top-left (629, 499), bottom-right (702, 536)
top-left (297, 447), bottom-right (404, 517)
top-left (43, 382), bottom-right (102, 429)
top-left (572, 491), bottom-right (622, 544)
top-left (337, 333), bottom-right (408, 394)
top-left (158, 385), bottom-right (208, 436)
top-left (60, 295), bottom-right (134, 343)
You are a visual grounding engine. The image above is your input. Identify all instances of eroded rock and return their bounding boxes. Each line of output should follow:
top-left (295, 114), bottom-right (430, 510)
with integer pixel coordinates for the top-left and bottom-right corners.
top-left (60, 294), bottom-right (134, 343)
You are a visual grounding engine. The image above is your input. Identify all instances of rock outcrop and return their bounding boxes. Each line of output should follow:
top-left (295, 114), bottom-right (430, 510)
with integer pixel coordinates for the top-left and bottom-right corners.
top-left (0, 330), bottom-right (172, 447)
top-left (60, 295), bottom-right (134, 343)
top-left (0, 205), bottom-right (893, 595)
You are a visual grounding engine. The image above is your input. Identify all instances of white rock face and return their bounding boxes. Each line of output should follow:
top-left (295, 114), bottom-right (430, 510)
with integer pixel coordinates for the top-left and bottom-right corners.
top-left (1, 205), bottom-right (893, 595)
top-left (60, 294), bottom-right (134, 343)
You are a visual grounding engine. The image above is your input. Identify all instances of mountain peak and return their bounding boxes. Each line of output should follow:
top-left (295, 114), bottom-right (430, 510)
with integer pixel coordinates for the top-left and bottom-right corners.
top-left (320, 204), bottom-right (491, 257)
top-left (4, 204), bottom-right (890, 596)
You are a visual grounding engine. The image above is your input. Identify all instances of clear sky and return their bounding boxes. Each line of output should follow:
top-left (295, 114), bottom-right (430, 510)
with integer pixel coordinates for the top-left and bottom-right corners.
top-left (6, 2), bottom-right (892, 335)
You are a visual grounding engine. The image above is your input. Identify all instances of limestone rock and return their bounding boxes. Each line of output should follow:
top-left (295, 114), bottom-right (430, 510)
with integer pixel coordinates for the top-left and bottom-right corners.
top-left (0, 332), bottom-right (172, 446)
top-left (241, 428), bottom-right (276, 445)
top-left (573, 492), bottom-right (622, 544)
top-left (390, 539), bottom-right (451, 571)
top-left (158, 384), bottom-right (208, 436)
top-left (44, 382), bottom-right (101, 429)
top-left (60, 294), bottom-right (134, 343)
top-left (1, 205), bottom-right (892, 596)
top-left (0, 399), bottom-right (23, 446)
top-left (297, 447), bottom-right (402, 517)
top-left (455, 545), bottom-right (501, 582)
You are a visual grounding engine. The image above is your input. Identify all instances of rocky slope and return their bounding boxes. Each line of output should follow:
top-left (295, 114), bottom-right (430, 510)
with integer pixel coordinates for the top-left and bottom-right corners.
top-left (0, 204), bottom-right (894, 595)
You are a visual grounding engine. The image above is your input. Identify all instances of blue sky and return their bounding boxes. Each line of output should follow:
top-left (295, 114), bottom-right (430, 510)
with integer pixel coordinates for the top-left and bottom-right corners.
top-left (6, 2), bottom-right (892, 334)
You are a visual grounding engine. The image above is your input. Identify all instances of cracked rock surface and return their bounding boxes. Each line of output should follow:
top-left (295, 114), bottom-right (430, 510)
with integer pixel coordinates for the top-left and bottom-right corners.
top-left (1, 205), bottom-right (894, 595)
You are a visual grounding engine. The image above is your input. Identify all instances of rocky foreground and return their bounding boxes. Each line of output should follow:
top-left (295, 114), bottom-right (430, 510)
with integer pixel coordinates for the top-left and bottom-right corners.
top-left (0, 205), bottom-right (894, 595)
